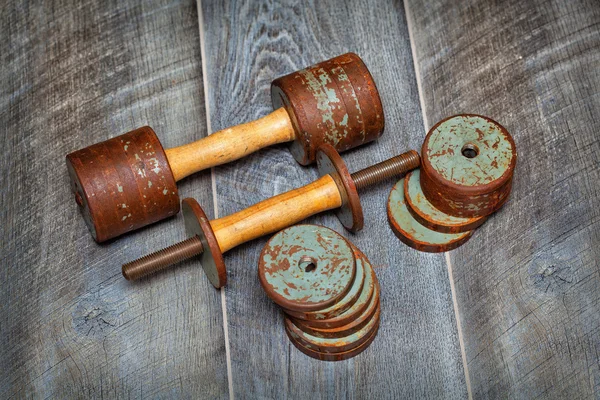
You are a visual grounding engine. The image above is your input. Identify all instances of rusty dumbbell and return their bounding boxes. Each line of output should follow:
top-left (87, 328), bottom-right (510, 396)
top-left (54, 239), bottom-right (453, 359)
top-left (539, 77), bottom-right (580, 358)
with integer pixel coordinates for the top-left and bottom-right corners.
top-left (122, 144), bottom-right (420, 288)
top-left (66, 53), bottom-right (384, 242)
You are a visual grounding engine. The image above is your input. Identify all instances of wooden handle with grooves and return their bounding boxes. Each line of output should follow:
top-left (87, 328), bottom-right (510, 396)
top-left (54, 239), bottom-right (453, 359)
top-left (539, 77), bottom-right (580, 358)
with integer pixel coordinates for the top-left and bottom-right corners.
top-left (165, 107), bottom-right (296, 181)
top-left (210, 175), bottom-right (343, 253)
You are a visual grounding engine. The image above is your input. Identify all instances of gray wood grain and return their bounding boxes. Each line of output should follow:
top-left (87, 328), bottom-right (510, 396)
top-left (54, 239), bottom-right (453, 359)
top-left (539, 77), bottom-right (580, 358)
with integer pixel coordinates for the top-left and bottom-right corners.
top-left (200, 0), bottom-right (468, 398)
top-left (0, 0), bottom-right (228, 398)
top-left (405, 0), bottom-right (600, 398)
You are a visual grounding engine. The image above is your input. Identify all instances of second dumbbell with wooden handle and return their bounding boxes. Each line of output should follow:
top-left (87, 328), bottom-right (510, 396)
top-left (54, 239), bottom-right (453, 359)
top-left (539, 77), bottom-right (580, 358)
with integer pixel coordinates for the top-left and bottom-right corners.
top-left (66, 53), bottom-right (384, 243)
top-left (122, 144), bottom-right (420, 288)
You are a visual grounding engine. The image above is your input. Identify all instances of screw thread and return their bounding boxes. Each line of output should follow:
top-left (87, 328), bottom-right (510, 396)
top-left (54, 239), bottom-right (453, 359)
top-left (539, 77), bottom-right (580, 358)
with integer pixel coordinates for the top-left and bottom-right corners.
top-left (122, 236), bottom-right (204, 281)
top-left (351, 150), bottom-right (420, 190)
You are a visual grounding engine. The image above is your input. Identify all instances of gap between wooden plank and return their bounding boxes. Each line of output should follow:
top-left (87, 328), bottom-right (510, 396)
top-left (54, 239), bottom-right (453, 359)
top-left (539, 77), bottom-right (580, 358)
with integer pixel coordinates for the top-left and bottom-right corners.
top-left (197, 2), bottom-right (234, 399)
top-left (402, 1), bottom-right (473, 399)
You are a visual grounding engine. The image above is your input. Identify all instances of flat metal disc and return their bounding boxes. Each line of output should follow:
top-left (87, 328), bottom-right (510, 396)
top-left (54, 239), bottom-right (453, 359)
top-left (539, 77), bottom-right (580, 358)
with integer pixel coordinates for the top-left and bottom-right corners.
top-left (284, 245), bottom-right (367, 321)
top-left (182, 198), bottom-right (227, 289)
top-left (285, 305), bottom-right (380, 353)
top-left (316, 144), bottom-right (363, 232)
top-left (285, 320), bottom-right (379, 361)
top-left (291, 279), bottom-right (380, 338)
top-left (258, 224), bottom-right (356, 312)
top-left (292, 247), bottom-right (377, 329)
top-left (404, 170), bottom-right (486, 233)
top-left (388, 179), bottom-right (473, 252)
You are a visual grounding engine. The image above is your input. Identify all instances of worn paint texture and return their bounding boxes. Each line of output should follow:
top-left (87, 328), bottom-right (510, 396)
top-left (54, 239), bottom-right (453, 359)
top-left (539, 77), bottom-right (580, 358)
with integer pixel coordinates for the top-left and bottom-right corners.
top-left (258, 224), bottom-right (356, 312)
top-left (271, 53), bottom-right (384, 165)
top-left (420, 114), bottom-right (517, 217)
top-left (404, 169), bottom-right (486, 233)
top-left (388, 178), bottom-right (473, 252)
top-left (66, 126), bottom-right (179, 242)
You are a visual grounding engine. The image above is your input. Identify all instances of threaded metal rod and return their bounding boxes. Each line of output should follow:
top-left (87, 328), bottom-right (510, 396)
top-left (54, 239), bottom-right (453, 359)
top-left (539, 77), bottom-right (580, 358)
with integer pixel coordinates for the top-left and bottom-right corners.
top-left (351, 150), bottom-right (420, 190)
top-left (122, 236), bottom-right (204, 281)
top-left (122, 150), bottom-right (420, 282)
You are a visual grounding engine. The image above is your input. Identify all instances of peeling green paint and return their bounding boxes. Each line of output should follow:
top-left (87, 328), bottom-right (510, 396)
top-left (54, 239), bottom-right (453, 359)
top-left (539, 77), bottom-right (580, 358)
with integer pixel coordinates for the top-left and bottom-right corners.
top-left (426, 115), bottom-right (515, 186)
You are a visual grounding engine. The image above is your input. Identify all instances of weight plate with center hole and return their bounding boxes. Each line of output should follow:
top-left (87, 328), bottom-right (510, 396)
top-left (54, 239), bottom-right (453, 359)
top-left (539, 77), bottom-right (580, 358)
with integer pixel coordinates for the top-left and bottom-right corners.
top-left (388, 178), bottom-right (473, 252)
top-left (258, 224), bottom-right (356, 312)
top-left (291, 246), bottom-right (377, 329)
top-left (420, 114), bottom-right (517, 218)
top-left (283, 245), bottom-right (367, 321)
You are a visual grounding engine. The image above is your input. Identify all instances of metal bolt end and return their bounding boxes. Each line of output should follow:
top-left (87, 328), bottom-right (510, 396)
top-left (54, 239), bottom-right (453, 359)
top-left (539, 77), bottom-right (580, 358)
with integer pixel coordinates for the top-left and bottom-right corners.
top-left (351, 150), bottom-right (421, 190)
top-left (122, 236), bottom-right (204, 281)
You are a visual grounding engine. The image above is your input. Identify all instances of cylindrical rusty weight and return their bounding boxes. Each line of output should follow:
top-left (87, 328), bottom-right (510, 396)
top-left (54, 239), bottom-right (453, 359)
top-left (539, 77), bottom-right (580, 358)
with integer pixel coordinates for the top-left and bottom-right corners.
top-left (272, 52), bottom-right (384, 165)
top-left (66, 127), bottom-right (179, 243)
top-left (420, 114), bottom-right (517, 218)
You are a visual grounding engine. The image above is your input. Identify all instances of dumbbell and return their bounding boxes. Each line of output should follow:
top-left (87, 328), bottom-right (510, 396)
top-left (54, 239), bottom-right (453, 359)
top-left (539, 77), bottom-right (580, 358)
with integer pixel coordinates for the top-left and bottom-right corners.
top-left (122, 144), bottom-right (420, 288)
top-left (66, 53), bottom-right (384, 243)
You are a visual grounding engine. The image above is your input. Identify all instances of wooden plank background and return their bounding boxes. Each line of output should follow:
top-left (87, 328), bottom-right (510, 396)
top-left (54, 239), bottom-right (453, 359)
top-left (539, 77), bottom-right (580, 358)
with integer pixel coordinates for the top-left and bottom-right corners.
top-left (1, 0), bottom-right (598, 398)
top-left (406, 0), bottom-right (600, 398)
top-left (0, 0), bottom-right (228, 398)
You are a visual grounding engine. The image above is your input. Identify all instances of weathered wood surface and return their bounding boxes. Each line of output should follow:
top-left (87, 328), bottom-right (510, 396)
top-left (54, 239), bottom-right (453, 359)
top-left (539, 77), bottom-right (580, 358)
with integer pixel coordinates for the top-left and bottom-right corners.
top-left (3, 0), bottom-right (598, 398)
top-left (406, 0), bottom-right (600, 398)
top-left (200, 0), bottom-right (467, 398)
top-left (0, 0), bottom-right (228, 398)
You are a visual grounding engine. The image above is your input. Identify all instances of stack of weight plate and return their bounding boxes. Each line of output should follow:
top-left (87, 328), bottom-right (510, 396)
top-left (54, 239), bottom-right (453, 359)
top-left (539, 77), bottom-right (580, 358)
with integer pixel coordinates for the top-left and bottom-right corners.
top-left (387, 114), bottom-right (517, 252)
top-left (258, 224), bottom-right (380, 361)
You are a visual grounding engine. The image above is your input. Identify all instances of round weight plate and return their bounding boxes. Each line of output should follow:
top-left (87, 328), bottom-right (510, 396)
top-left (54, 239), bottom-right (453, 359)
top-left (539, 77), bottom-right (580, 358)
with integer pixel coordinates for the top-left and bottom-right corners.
top-left (182, 198), bottom-right (227, 288)
top-left (404, 170), bottom-right (486, 233)
top-left (284, 245), bottom-right (367, 321)
top-left (421, 114), bottom-right (517, 218)
top-left (258, 224), bottom-right (356, 312)
top-left (286, 321), bottom-right (379, 361)
top-left (293, 247), bottom-right (377, 329)
top-left (285, 305), bottom-right (380, 354)
top-left (388, 178), bottom-right (473, 252)
top-left (291, 279), bottom-right (380, 338)
top-left (316, 144), bottom-right (363, 232)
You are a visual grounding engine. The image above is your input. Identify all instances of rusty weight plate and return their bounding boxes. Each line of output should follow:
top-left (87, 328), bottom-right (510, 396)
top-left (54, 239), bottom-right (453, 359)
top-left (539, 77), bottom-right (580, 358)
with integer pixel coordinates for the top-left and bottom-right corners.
top-left (286, 319), bottom-right (379, 361)
top-left (420, 114), bottom-right (517, 218)
top-left (291, 278), bottom-right (380, 339)
top-left (316, 143), bottom-right (363, 232)
top-left (271, 53), bottom-right (384, 166)
top-left (284, 244), bottom-right (367, 321)
top-left (285, 305), bottom-right (380, 354)
top-left (388, 178), bottom-right (473, 252)
top-left (293, 247), bottom-right (378, 329)
top-left (66, 126), bottom-right (179, 243)
top-left (404, 170), bottom-right (487, 233)
top-left (258, 224), bottom-right (356, 312)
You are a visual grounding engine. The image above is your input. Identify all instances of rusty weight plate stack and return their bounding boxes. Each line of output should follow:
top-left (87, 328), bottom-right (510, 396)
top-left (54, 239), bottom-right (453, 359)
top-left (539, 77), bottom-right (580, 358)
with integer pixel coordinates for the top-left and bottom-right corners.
top-left (387, 114), bottom-right (517, 252)
top-left (258, 225), bottom-right (380, 361)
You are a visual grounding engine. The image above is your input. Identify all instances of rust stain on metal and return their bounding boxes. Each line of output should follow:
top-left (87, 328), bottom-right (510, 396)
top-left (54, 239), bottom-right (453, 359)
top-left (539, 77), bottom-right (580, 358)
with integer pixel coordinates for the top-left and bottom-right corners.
top-left (271, 52), bottom-right (384, 165)
top-left (66, 126), bottom-right (179, 243)
top-left (258, 224), bottom-right (356, 312)
top-left (420, 114), bottom-right (517, 218)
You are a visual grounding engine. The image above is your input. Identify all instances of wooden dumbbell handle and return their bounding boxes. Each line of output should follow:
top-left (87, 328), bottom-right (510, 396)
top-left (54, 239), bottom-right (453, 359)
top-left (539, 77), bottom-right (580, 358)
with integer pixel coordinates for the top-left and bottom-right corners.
top-left (164, 107), bottom-right (296, 181)
top-left (210, 175), bottom-right (342, 253)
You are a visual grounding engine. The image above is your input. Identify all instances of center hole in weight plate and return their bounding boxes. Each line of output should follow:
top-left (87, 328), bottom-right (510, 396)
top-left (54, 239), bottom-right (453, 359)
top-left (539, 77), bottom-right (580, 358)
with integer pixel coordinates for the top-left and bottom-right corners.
top-left (299, 256), bottom-right (317, 273)
top-left (461, 143), bottom-right (479, 159)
